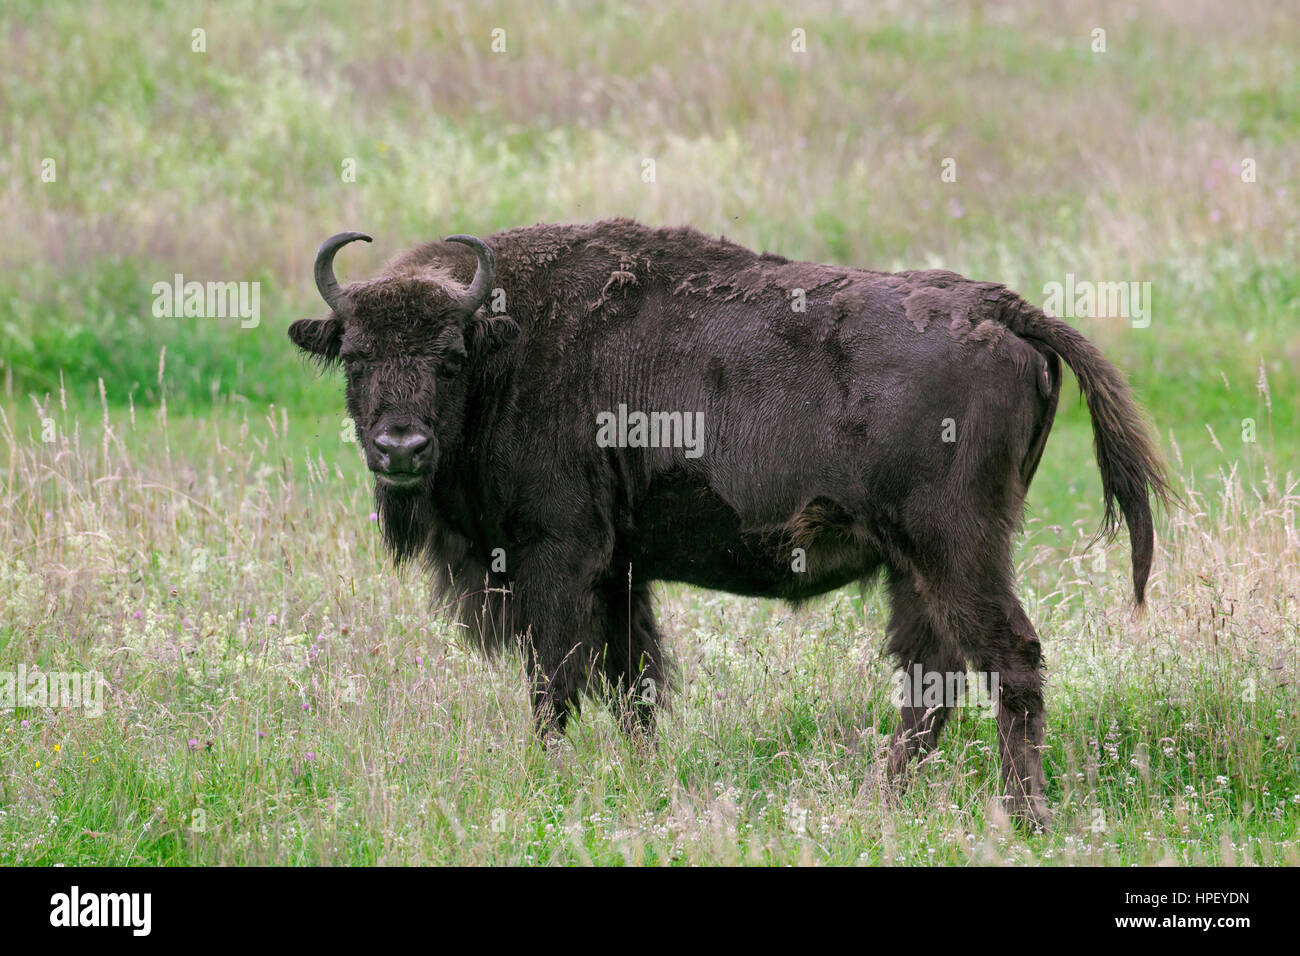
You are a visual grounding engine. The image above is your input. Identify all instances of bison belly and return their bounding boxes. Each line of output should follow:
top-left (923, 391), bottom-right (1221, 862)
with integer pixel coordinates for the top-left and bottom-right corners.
top-left (623, 469), bottom-right (881, 600)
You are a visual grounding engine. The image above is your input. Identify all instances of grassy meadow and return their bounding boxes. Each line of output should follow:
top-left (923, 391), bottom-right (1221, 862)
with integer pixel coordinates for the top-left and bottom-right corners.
top-left (0, 0), bottom-right (1296, 864)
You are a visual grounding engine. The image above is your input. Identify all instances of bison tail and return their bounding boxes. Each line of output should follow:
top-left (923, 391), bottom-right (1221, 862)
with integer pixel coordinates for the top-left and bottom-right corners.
top-left (995, 292), bottom-right (1174, 606)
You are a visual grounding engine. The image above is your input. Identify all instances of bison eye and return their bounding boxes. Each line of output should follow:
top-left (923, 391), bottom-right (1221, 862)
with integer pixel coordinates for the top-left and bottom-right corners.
top-left (440, 349), bottom-right (466, 378)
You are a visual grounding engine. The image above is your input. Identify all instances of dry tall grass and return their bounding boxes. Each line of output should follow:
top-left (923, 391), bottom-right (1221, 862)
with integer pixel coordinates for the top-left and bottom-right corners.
top-left (0, 385), bottom-right (1294, 864)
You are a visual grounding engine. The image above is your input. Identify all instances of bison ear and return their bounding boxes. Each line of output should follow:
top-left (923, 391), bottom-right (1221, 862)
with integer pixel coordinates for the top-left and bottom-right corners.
top-left (288, 316), bottom-right (343, 362)
top-left (466, 315), bottom-right (520, 356)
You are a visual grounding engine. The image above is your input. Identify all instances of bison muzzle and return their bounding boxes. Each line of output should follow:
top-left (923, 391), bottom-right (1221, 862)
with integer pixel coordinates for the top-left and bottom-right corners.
top-left (289, 218), bottom-right (1172, 829)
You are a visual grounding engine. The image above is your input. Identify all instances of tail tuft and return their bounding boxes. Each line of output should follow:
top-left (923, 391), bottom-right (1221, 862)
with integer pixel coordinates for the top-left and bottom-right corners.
top-left (992, 290), bottom-right (1175, 604)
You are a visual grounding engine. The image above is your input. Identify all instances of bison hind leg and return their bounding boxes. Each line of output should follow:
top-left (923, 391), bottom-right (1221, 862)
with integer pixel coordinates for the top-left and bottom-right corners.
top-left (884, 567), bottom-right (968, 778)
top-left (893, 529), bottom-right (1052, 831)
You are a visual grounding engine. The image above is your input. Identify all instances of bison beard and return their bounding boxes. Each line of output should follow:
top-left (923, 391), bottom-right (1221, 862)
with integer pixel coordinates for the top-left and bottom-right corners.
top-left (290, 218), bottom-right (1173, 830)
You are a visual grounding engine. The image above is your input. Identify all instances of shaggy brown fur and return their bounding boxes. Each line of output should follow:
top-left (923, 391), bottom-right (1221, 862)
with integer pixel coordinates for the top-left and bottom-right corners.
top-left (289, 218), bottom-right (1173, 829)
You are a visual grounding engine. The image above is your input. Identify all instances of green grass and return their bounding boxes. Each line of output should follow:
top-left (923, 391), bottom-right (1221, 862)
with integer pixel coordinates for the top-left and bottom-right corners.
top-left (0, 397), bottom-right (1295, 864)
top-left (0, 0), bottom-right (1297, 864)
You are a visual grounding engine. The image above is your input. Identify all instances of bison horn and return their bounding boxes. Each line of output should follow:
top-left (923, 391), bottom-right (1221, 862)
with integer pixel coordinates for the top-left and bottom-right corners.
top-left (444, 234), bottom-right (495, 315)
top-left (314, 231), bottom-right (372, 312)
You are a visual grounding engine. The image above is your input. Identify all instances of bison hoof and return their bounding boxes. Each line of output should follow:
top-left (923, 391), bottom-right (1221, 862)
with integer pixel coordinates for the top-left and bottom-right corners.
top-left (1005, 793), bottom-right (1053, 832)
top-left (885, 740), bottom-right (912, 778)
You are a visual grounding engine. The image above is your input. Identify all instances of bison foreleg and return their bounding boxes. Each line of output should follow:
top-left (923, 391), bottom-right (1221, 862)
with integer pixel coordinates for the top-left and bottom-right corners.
top-left (601, 578), bottom-right (667, 738)
top-left (513, 536), bottom-right (610, 737)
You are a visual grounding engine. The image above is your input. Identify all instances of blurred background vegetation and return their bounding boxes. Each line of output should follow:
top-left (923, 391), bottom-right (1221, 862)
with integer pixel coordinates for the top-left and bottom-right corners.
top-left (1, 0), bottom-right (1296, 515)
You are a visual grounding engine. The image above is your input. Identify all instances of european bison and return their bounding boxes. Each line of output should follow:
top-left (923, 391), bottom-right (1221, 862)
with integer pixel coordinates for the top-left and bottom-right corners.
top-left (289, 218), bottom-right (1170, 827)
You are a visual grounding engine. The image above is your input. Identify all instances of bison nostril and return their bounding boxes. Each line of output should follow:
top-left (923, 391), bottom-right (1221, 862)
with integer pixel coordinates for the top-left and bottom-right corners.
top-left (374, 431), bottom-right (432, 472)
top-left (404, 434), bottom-right (430, 456)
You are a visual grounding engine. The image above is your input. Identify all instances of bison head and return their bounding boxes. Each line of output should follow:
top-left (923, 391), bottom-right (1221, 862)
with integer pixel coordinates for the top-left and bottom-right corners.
top-left (289, 231), bottom-right (517, 492)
